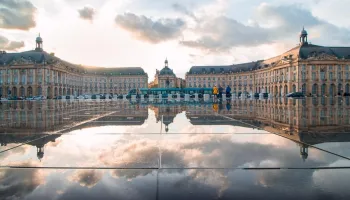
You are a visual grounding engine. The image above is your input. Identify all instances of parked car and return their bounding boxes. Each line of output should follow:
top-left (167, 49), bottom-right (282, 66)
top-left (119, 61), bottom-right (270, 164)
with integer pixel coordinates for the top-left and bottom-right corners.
top-left (8, 96), bottom-right (18, 100)
top-left (53, 96), bottom-right (62, 100)
top-left (286, 92), bottom-right (305, 98)
top-left (33, 96), bottom-right (46, 100)
top-left (76, 95), bottom-right (85, 99)
top-left (27, 96), bottom-right (34, 100)
top-left (65, 96), bottom-right (72, 99)
top-left (117, 94), bottom-right (123, 99)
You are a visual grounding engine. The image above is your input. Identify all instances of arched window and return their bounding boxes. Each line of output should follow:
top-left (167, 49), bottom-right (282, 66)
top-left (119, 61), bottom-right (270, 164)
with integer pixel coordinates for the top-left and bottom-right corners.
top-left (321, 84), bottom-right (326, 95)
top-left (302, 84), bottom-right (306, 95)
top-left (312, 84), bottom-right (318, 95)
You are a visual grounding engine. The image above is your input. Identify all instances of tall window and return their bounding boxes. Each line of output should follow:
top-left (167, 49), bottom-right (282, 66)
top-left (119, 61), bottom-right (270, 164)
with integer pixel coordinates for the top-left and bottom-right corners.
top-left (312, 72), bottom-right (316, 80)
top-left (320, 72), bottom-right (325, 80)
top-left (21, 73), bottom-right (26, 84)
top-left (329, 72), bottom-right (333, 80)
top-left (338, 72), bottom-right (342, 80)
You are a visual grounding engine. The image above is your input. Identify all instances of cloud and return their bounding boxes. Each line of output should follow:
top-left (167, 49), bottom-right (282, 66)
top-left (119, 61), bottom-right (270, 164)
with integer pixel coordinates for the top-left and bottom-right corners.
top-left (115, 12), bottom-right (186, 43)
top-left (78, 5), bottom-right (95, 21)
top-left (0, 0), bottom-right (37, 30)
top-left (180, 16), bottom-right (270, 52)
top-left (172, 3), bottom-right (197, 20)
top-left (0, 35), bottom-right (24, 51)
top-left (181, 3), bottom-right (350, 52)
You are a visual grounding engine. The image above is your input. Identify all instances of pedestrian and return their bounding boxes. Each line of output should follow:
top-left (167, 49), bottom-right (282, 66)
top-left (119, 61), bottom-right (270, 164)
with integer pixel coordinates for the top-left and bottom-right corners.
top-left (218, 85), bottom-right (223, 99)
top-left (226, 85), bottom-right (231, 97)
top-left (213, 85), bottom-right (218, 101)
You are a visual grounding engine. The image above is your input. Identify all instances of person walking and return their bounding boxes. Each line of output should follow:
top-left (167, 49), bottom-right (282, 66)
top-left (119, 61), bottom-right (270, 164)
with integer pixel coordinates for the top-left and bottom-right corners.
top-left (226, 85), bottom-right (231, 97)
top-left (218, 85), bottom-right (223, 99)
top-left (213, 85), bottom-right (218, 101)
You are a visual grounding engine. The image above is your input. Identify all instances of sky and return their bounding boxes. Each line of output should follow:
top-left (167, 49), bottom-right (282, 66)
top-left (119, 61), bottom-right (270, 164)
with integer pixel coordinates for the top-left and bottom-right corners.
top-left (1, 0), bottom-right (350, 80)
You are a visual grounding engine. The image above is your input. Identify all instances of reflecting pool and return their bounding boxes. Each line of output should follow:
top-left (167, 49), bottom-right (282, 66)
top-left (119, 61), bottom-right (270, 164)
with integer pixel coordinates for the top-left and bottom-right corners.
top-left (1, 98), bottom-right (350, 199)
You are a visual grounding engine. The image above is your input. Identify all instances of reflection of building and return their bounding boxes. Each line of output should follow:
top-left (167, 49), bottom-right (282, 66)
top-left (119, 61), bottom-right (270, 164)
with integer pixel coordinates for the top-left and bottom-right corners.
top-left (184, 97), bottom-right (350, 161)
top-left (150, 59), bottom-right (185, 88)
top-left (150, 104), bottom-right (185, 132)
top-left (0, 100), bottom-right (149, 133)
top-left (0, 35), bottom-right (148, 98)
top-left (186, 28), bottom-right (350, 97)
top-left (0, 134), bottom-right (61, 160)
top-left (0, 100), bottom-right (149, 160)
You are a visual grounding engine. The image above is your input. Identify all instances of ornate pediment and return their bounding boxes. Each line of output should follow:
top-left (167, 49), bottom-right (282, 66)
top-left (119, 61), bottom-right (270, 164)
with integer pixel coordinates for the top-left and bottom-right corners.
top-left (306, 52), bottom-right (338, 61)
top-left (9, 57), bottom-right (34, 65)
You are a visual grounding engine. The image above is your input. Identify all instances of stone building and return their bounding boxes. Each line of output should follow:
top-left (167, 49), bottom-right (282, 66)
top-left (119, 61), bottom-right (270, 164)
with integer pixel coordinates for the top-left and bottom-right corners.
top-left (150, 59), bottom-right (184, 88)
top-left (186, 28), bottom-right (350, 96)
top-left (0, 35), bottom-right (148, 98)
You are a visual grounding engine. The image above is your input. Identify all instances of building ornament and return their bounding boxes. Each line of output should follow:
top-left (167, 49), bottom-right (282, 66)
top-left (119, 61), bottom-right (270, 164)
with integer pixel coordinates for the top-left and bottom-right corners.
top-left (306, 52), bottom-right (338, 61)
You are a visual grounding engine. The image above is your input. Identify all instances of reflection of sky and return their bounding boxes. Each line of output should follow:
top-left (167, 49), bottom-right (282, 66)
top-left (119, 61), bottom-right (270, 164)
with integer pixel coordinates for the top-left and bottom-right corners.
top-left (1, 101), bottom-right (350, 199)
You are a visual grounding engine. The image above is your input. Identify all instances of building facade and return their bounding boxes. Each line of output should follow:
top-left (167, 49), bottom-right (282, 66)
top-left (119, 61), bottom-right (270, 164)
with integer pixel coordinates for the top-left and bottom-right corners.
top-left (186, 28), bottom-right (350, 97)
top-left (150, 59), bottom-right (185, 88)
top-left (0, 35), bottom-right (148, 98)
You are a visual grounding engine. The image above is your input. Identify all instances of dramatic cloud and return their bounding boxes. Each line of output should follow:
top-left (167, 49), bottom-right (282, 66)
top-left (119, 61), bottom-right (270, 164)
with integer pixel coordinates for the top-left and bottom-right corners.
top-left (0, 0), bottom-right (37, 30)
top-left (78, 5), bottom-right (95, 21)
top-left (181, 16), bottom-right (270, 52)
top-left (0, 35), bottom-right (24, 51)
top-left (115, 13), bottom-right (186, 43)
top-left (181, 3), bottom-right (350, 52)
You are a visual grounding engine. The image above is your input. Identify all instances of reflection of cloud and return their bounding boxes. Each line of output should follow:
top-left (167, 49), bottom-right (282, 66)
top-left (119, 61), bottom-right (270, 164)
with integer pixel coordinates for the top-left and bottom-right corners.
top-left (95, 133), bottom-right (332, 196)
top-left (0, 161), bottom-right (44, 200)
top-left (312, 160), bottom-right (350, 196)
top-left (69, 170), bottom-right (102, 188)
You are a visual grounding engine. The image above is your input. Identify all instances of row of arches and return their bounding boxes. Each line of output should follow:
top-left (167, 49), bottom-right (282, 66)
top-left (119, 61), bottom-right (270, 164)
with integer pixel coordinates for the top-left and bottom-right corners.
top-left (0, 86), bottom-right (82, 98)
top-left (256, 83), bottom-right (350, 96)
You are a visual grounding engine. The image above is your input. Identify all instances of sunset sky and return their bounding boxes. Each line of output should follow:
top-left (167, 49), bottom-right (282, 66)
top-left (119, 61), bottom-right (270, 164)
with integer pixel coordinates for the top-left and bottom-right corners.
top-left (1, 0), bottom-right (350, 79)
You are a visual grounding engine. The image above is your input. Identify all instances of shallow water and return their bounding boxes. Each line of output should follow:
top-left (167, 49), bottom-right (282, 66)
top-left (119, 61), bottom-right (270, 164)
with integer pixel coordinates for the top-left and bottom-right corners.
top-left (1, 98), bottom-right (350, 199)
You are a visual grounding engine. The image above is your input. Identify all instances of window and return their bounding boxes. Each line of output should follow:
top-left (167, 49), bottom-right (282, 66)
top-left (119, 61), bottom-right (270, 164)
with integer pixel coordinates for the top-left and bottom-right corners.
top-left (329, 65), bottom-right (333, 70)
top-left (329, 72), bottom-right (333, 80)
top-left (312, 72), bottom-right (316, 80)
top-left (338, 65), bottom-right (342, 71)
top-left (338, 72), bottom-right (342, 80)
top-left (312, 65), bottom-right (316, 70)
top-left (320, 72), bottom-right (325, 80)
top-left (302, 65), bottom-right (306, 71)
top-left (346, 65), bottom-right (349, 71)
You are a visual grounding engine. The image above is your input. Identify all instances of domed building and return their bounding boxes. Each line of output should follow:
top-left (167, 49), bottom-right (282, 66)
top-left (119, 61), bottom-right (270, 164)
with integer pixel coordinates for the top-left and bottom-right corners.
top-left (0, 34), bottom-right (148, 98)
top-left (149, 59), bottom-right (185, 88)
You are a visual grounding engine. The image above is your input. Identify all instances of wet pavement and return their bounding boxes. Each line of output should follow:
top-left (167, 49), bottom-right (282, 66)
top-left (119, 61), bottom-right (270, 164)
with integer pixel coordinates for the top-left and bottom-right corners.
top-left (1, 98), bottom-right (350, 199)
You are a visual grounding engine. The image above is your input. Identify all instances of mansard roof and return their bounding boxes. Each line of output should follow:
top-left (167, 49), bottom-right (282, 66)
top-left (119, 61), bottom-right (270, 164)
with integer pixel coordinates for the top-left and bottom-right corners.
top-left (0, 50), bottom-right (146, 76)
top-left (188, 43), bottom-right (350, 75)
top-left (188, 62), bottom-right (259, 75)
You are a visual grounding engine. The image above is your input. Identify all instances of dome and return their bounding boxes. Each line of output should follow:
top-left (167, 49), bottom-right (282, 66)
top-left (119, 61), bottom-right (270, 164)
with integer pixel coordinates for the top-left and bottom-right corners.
top-left (36, 34), bottom-right (43, 43)
top-left (159, 67), bottom-right (175, 76)
top-left (300, 27), bottom-right (308, 36)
